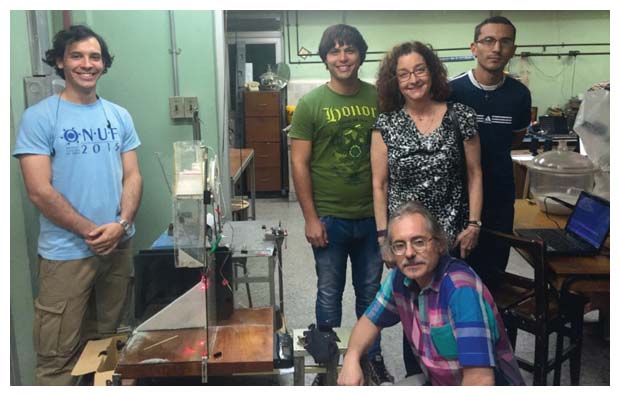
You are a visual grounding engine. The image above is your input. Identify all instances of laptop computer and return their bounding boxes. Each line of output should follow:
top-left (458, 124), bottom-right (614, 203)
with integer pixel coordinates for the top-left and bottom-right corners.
top-left (539, 115), bottom-right (569, 136)
top-left (515, 191), bottom-right (610, 256)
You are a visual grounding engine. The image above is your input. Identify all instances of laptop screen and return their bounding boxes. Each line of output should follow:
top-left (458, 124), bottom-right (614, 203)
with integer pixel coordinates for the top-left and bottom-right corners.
top-left (566, 192), bottom-right (610, 249)
top-left (539, 115), bottom-right (569, 135)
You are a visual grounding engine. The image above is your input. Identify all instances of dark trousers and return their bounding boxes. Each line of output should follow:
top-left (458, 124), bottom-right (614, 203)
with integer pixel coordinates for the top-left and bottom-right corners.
top-left (466, 203), bottom-right (515, 286)
top-left (403, 333), bottom-right (423, 376)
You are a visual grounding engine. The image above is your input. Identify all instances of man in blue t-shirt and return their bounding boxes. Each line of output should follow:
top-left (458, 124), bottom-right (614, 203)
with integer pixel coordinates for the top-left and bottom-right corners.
top-left (13, 25), bottom-right (142, 385)
top-left (450, 16), bottom-right (532, 284)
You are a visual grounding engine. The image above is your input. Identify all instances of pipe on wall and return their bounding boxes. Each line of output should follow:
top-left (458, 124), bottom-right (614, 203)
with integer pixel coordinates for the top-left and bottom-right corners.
top-left (213, 10), bottom-right (232, 220)
top-left (285, 11), bottom-right (609, 65)
top-left (26, 10), bottom-right (53, 76)
top-left (62, 10), bottom-right (72, 29)
top-left (169, 10), bottom-right (180, 97)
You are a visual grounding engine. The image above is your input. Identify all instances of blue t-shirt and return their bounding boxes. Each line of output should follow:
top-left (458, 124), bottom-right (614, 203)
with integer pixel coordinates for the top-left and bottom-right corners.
top-left (13, 94), bottom-right (141, 260)
top-left (449, 70), bottom-right (531, 206)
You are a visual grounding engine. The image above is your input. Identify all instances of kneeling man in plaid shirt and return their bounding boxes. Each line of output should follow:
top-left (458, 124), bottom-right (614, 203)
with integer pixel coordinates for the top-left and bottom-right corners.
top-left (338, 201), bottom-right (524, 386)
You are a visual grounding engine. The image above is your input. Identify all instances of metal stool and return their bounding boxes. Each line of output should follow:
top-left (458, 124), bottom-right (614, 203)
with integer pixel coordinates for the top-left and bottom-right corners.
top-left (292, 327), bottom-right (351, 385)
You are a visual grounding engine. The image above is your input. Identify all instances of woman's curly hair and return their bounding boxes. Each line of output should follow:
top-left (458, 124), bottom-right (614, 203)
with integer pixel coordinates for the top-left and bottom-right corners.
top-left (376, 41), bottom-right (451, 113)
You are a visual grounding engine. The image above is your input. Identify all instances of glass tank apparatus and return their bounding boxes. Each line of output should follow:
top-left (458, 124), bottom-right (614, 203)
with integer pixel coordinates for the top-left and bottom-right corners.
top-left (527, 141), bottom-right (598, 214)
top-left (172, 141), bottom-right (208, 268)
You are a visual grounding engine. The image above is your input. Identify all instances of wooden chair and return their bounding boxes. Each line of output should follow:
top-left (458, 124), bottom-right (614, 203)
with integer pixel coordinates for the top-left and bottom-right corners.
top-left (481, 228), bottom-right (588, 385)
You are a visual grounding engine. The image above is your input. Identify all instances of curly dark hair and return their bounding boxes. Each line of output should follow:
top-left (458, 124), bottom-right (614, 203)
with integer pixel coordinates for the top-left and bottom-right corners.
top-left (43, 25), bottom-right (114, 80)
top-left (376, 41), bottom-right (451, 113)
top-left (318, 24), bottom-right (368, 66)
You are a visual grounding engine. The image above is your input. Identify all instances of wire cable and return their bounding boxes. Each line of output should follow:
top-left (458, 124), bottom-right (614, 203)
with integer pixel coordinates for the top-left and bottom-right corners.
top-left (543, 196), bottom-right (563, 229)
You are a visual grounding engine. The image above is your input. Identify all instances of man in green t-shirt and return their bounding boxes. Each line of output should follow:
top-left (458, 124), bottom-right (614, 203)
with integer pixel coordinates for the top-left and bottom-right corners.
top-left (289, 24), bottom-right (392, 385)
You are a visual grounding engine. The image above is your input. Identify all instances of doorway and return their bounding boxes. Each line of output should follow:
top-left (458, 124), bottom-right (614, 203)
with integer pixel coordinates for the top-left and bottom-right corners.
top-left (227, 32), bottom-right (282, 147)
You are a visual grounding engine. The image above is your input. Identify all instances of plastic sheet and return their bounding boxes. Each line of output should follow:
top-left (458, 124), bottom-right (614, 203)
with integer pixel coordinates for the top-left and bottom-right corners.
top-left (573, 86), bottom-right (610, 198)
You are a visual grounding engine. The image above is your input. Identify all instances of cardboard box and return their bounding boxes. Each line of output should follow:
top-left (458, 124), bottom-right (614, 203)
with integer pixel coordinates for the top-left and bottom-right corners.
top-left (71, 335), bottom-right (127, 386)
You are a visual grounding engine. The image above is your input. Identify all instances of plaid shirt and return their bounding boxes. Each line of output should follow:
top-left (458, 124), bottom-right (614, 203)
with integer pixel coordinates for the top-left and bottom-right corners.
top-left (365, 256), bottom-right (524, 385)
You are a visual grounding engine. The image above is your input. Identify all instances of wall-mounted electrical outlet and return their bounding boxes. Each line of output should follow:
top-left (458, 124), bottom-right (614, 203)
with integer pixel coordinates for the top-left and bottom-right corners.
top-left (169, 96), bottom-right (185, 119)
top-left (184, 96), bottom-right (199, 118)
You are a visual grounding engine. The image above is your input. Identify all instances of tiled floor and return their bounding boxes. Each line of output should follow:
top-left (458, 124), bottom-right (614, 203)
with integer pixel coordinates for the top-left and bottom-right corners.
top-left (227, 197), bottom-right (609, 386)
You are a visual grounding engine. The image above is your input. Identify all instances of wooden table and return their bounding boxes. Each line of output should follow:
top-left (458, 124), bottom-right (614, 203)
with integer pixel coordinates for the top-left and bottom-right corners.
top-left (511, 150), bottom-right (533, 199)
top-left (229, 148), bottom-right (255, 220)
top-left (514, 200), bottom-right (609, 323)
top-left (115, 307), bottom-right (274, 380)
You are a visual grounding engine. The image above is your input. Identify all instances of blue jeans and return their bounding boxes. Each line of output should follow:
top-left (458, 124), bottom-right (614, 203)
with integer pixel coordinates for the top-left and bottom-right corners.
top-left (312, 216), bottom-right (383, 357)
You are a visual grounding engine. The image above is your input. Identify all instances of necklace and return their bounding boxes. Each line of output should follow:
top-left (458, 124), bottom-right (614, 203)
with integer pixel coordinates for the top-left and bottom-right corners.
top-left (54, 89), bottom-right (112, 130)
top-left (407, 106), bottom-right (436, 124)
top-left (406, 101), bottom-right (448, 135)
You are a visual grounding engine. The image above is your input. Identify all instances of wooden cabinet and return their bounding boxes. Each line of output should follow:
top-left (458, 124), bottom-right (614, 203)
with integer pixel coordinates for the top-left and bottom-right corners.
top-left (244, 91), bottom-right (283, 193)
top-left (245, 117), bottom-right (280, 142)
top-left (244, 91), bottom-right (280, 116)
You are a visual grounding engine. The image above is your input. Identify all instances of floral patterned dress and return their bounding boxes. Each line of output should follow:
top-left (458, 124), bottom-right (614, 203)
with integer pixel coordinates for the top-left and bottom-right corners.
top-left (373, 102), bottom-right (478, 242)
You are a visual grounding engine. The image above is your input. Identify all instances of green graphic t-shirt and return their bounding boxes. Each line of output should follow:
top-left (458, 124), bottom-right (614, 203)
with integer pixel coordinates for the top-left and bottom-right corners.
top-left (289, 81), bottom-right (378, 218)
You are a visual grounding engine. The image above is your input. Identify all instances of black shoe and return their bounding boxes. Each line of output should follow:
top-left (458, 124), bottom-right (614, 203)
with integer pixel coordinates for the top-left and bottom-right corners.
top-left (364, 355), bottom-right (394, 385)
top-left (312, 373), bottom-right (326, 386)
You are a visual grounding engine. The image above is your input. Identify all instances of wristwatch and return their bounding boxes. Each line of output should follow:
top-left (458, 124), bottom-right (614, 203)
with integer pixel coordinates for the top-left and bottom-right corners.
top-left (117, 218), bottom-right (131, 234)
top-left (467, 220), bottom-right (482, 228)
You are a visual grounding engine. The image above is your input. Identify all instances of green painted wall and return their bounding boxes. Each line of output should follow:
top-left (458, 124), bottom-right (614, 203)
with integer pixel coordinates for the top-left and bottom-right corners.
top-left (76, 10), bottom-right (221, 251)
top-left (10, 11), bottom-right (37, 386)
top-left (283, 10), bottom-right (609, 112)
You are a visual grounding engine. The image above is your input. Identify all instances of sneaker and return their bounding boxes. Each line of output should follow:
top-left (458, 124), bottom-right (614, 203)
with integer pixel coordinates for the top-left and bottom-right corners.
top-left (364, 355), bottom-right (394, 385)
top-left (311, 373), bottom-right (326, 386)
